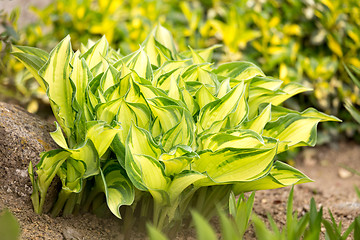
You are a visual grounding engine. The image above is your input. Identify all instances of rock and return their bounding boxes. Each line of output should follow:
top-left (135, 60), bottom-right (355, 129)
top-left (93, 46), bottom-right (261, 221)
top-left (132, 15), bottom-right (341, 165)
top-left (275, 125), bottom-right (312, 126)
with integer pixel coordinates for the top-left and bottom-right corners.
top-left (62, 227), bottom-right (82, 240)
top-left (0, 102), bottom-right (59, 212)
top-left (338, 168), bottom-right (352, 179)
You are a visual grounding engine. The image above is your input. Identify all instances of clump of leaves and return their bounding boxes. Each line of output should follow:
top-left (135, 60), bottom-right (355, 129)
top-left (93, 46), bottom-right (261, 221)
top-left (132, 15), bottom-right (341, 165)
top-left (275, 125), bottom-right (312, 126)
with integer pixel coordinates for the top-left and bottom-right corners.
top-left (252, 186), bottom-right (359, 240)
top-left (322, 209), bottom-right (357, 240)
top-left (13, 25), bottom-right (339, 232)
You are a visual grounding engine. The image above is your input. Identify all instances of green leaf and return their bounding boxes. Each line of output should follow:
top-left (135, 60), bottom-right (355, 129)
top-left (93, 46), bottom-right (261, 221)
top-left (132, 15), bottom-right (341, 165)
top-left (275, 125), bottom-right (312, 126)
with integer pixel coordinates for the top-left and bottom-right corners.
top-left (248, 83), bottom-right (312, 118)
top-left (100, 65), bottom-right (120, 95)
top-left (233, 161), bottom-right (312, 193)
top-left (81, 35), bottom-right (109, 70)
top-left (57, 158), bottom-right (85, 192)
top-left (344, 63), bottom-right (360, 89)
top-left (167, 77), bottom-right (182, 100)
top-left (126, 124), bottom-right (161, 158)
top-left (69, 139), bottom-right (99, 178)
top-left (36, 149), bottom-right (71, 213)
top-left (168, 171), bottom-right (206, 202)
top-left (182, 88), bottom-right (199, 115)
top-left (190, 47), bottom-right (207, 64)
top-left (0, 209), bottom-right (20, 240)
top-left (195, 85), bottom-right (217, 110)
top-left (182, 65), bottom-right (218, 92)
top-left (252, 214), bottom-right (275, 240)
top-left (306, 197), bottom-right (322, 239)
top-left (250, 76), bottom-right (283, 91)
top-left (193, 146), bottom-right (277, 185)
top-left (213, 61), bottom-right (265, 86)
top-left (97, 98), bottom-right (151, 146)
top-left (127, 153), bottom-right (169, 203)
top-left (269, 105), bottom-right (341, 123)
top-left (11, 45), bottom-right (49, 90)
top-left (28, 161), bottom-right (40, 213)
top-left (191, 211), bottom-right (217, 240)
top-left (263, 113), bottom-right (322, 152)
top-left (70, 51), bottom-right (93, 111)
top-left (126, 48), bottom-right (153, 80)
top-left (39, 35), bottom-right (74, 138)
top-left (50, 122), bottom-right (69, 149)
top-left (147, 224), bottom-right (169, 240)
top-left (198, 129), bottom-right (264, 151)
top-left (230, 192), bottom-right (255, 236)
top-left (345, 100), bottom-right (360, 124)
top-left (99, 160), bottom-right (134, 219)
top-left (354, 216), bottom-right (360, 240)
top-left (218, 209), bottom-right (240, 240)
top-left (217, 78), bottom-right (231, 98)
top-left (241, 104), bottom-right (271, 134)
top-left (154, 24), bottom-right (177, 56)
top-left (180, 45), bottom-right (221, 62)
top-left (197, 81), bottom-right (246, 133)
top-left (161, 112), bottom-right (195, 152)
top-left (125, 125), bottom-right (169, 203)
top-left (159, 146), bottom-right (197, 176)
top-left (86, 121), bottom-right (122, 158)
top-left (12, 45), bottom-right (49, 62)
top-left (147, 97), bottom-right (183, 135)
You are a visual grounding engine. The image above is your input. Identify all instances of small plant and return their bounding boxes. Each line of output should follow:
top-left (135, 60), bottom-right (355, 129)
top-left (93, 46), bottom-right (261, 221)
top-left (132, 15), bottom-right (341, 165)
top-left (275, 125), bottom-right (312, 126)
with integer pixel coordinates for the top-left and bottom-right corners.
top-left (252, 187), bottom-right (358, 240)
top-left (252, 187), bottom-right (321, 240)
top-left (228, 192), bottom-right (255, 238)
top-left (322, 210), bottom-right (356, 240)
top-left (14, 25), bottom-right (339, 232)
top-left (148, 187), bottom-right (360, 239)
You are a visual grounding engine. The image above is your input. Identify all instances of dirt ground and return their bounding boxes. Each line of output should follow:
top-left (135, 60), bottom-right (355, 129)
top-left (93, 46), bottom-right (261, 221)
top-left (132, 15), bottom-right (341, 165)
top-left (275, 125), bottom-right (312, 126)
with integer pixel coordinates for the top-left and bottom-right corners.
top-left (0, 141), bottom-right (359, 239)
top-left (246, 142), bottom-right (360, 239)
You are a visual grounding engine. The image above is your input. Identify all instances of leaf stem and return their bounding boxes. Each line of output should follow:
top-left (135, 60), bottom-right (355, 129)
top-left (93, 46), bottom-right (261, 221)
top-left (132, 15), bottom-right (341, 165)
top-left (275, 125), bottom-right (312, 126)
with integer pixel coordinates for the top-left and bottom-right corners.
top-left (51, 189), bottom-right (71, 217)
top-left (63, 192), bottom-right (79, 216)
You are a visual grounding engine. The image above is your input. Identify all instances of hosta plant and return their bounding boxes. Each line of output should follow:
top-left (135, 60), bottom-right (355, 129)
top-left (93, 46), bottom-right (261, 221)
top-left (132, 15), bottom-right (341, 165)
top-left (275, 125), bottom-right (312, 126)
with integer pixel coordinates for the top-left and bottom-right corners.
top-left (13, 25), bottom-right (339, 231)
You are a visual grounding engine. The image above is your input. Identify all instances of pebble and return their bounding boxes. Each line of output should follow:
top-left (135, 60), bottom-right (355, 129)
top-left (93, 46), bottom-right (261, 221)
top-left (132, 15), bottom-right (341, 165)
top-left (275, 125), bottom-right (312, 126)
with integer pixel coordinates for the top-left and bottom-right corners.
top-left (63, 227), bottom-right (82, 240)
top-left (338, 168), bottom-right (352, 179)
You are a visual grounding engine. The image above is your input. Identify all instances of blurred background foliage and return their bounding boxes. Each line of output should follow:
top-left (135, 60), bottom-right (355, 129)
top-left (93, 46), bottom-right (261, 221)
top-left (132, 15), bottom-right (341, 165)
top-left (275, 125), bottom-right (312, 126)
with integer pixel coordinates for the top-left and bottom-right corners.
top-left (1, 0), bottom-right (360, 141)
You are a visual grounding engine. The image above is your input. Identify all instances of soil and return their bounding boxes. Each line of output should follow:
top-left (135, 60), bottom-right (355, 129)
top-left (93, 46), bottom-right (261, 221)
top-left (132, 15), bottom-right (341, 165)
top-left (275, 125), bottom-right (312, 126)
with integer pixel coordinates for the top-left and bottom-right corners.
top-left (1, 136), bottom-right (359, 239)
top-left (246, 142), bottom-right (360, 239)
top-left (1, 2), bottom-right (359, 238)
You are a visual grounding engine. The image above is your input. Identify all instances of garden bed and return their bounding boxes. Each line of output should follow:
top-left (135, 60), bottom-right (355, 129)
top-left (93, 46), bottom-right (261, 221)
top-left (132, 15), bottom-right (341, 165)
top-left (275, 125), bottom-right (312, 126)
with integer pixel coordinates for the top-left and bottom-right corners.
top-left (1, 141), bottom-right (359, 239)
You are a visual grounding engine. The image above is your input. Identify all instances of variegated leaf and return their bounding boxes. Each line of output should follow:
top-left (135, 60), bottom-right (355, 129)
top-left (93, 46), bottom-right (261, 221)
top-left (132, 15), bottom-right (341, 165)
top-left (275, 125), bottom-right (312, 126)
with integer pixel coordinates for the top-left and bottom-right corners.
top-left (232, 161), bottom-right (312, 194)
top-left (192, 146), bottom-right (277, 186)
top-left (213, 61), bottom-right (265, 87)
top-left (39, 35), bottom-right (74, 138)
top-left (197, 81), bottom-right (245, 133)
top-left (99, 160), bottom-right (134, 218)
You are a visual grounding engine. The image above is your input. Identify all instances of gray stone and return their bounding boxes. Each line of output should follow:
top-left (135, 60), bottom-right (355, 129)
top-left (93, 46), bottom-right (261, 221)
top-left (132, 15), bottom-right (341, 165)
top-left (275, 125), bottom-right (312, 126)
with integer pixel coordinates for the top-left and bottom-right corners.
top-left (0, 102), bottom-right (59, 212)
